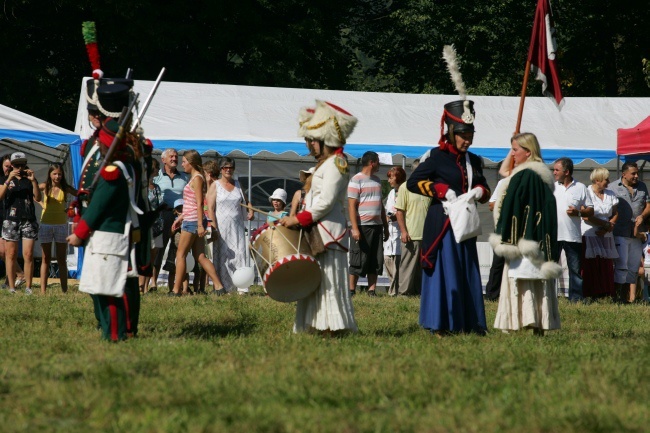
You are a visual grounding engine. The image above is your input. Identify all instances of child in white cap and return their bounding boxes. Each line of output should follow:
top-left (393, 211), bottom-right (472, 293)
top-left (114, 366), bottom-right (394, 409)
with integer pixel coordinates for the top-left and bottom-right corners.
top-left (267, 188), bottom-right (288, 223)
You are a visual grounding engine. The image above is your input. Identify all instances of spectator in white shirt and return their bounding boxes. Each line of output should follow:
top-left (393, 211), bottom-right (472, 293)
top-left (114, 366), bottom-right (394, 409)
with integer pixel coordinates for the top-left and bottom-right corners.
top-left (580, 168), bottom-right (619, 299)
top-left (383, 167), bottom-right (405, 296)
top-left (552, 157), bottom-right (594, 303)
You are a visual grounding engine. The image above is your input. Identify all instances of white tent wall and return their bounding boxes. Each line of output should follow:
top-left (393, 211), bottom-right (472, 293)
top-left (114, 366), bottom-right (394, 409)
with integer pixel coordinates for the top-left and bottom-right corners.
top-left (76, 78), bottom-right (650, 165)
top-left (1, 103), bottom-right (80, 150)
top-left (77, 79), bottom-right (649, 243)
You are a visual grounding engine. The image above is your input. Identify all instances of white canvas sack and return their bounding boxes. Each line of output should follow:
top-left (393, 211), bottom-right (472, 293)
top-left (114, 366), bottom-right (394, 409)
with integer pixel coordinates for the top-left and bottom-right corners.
top-left (443, 154), bottom-right (482, 243)
top-left (79, 162), bottom-right (142, 296)
top-left (79, 227), bottom-right (130, 297)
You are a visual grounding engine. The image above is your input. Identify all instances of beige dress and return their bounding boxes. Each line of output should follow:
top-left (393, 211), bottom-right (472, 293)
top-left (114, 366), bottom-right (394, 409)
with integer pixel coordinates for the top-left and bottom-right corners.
top-left (490, 161), bottom-right (562, 332)
top-left (493, 265), bottom-right (561, 331)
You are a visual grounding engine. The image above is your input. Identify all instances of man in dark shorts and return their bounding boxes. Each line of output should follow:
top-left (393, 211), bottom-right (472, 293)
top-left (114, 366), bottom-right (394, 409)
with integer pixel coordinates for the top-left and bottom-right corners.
top-left (347, 151), bottom-right (389, 296)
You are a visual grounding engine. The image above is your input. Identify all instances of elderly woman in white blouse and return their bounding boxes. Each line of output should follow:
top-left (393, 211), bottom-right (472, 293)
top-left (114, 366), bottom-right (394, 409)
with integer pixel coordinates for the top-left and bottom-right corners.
top-left (581, 167), bottom-right (618, 299)
top-left (384, 166), bottom-right (406, 296)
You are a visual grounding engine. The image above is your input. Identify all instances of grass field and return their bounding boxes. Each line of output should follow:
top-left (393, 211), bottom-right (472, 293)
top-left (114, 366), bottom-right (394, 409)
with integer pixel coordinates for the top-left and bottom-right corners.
top-left (1, 283), bottom-right (650, 433)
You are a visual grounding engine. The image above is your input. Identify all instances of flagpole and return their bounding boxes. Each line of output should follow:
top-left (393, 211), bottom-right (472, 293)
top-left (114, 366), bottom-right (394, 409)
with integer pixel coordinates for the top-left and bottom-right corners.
top-left (506, 60), bottom-right (532, 174)
top-left (515, 59), bottom-right (532, 135)
top-left (509, 0), bottom-right (543, 174)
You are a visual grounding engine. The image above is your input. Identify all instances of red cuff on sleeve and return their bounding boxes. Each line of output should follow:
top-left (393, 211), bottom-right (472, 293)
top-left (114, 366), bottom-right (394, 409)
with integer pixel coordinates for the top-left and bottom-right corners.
top-left (74, 219), bottom-right (92, 240)
top-left (433, 183), bottom-right (449, 199)
top-left (296, 210), bottom-right (314, 227)
top-left (80, 139), bottom-right (89, 157)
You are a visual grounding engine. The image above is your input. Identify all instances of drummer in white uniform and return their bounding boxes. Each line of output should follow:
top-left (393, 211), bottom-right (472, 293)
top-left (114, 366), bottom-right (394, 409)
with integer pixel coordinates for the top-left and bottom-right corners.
top-left (279, 100), bottom-right (359, 334)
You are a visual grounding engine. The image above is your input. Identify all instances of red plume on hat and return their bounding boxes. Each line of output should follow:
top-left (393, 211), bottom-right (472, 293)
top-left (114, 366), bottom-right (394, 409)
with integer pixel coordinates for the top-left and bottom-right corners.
top-left (82, 22), bottom-right (102, 76)
top-left (82, 21), bottom-right (105, 112)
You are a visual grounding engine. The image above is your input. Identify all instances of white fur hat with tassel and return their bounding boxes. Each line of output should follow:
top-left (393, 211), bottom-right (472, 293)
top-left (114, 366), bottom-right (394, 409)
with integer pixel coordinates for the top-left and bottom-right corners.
top-left (300, 100), bottom-right (358, 148)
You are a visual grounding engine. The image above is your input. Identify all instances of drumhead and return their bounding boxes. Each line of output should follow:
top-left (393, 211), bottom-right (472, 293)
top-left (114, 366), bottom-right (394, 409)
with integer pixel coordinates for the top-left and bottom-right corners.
top-left (264, 255), bottom-right (321, 303)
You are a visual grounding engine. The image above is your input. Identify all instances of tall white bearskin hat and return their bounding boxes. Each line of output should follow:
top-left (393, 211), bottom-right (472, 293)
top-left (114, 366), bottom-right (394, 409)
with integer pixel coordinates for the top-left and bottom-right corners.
top-left (300, 100), bottom-right (358, 148)
top-left (297, 106), bottom-right (315, 137)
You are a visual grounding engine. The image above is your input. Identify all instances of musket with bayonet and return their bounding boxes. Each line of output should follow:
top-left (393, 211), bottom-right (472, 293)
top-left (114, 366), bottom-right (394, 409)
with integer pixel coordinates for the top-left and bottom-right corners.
top-left (131, 67), bottom-right (165, 133)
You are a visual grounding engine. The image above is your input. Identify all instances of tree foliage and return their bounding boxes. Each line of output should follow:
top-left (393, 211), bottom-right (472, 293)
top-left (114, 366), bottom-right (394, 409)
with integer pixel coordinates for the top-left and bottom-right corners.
top-left (0, 0), bottom-right (647, 129)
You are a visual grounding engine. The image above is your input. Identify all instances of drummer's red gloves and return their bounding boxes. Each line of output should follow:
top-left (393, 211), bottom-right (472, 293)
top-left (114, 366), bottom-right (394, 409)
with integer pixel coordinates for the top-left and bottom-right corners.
top-left (296, 211), bottom-right (313, 227)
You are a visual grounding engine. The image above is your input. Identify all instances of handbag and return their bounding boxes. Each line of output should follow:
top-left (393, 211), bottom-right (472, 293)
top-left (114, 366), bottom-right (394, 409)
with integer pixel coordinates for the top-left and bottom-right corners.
top-left (444, 153), bottom-right (482, 243)
top-left (304, 225), bottom-right (326, 256)
top-left (151, 186), bottom-right (164, 237)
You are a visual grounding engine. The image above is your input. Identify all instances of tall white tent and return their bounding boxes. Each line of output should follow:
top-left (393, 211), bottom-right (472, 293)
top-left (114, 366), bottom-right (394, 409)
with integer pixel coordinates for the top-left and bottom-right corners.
top-left (75, 79), bottom-right (650, 165)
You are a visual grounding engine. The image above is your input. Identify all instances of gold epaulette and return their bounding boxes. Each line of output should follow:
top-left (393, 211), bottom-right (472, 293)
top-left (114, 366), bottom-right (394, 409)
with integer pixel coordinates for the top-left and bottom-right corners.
top-left (334, 154), bottom-right (348, 175)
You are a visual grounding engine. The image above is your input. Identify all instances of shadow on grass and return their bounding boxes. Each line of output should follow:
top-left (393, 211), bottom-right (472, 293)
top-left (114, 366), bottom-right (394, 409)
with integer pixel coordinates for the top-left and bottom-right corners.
top-left (178, 319), bottom-right (258, 340)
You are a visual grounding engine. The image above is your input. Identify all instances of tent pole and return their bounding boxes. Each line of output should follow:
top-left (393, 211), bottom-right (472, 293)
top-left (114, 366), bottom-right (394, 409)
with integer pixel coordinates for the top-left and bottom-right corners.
top-left (617, 156), bottom-right (620, 179)
top-left (247, 156), bottom-right (252, 268)
top-left (402, 156), bottom-right (406, 170)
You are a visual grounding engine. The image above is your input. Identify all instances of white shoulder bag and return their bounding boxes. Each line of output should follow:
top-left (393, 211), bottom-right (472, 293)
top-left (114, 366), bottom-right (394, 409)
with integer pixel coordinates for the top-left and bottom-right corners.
top-left (444, 154), bottom-right (482, 243)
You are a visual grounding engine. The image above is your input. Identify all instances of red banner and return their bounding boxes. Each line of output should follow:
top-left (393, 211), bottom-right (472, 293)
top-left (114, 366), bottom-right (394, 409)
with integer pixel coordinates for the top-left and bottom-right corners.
top-left (528, 0), bottom-right (564, 110)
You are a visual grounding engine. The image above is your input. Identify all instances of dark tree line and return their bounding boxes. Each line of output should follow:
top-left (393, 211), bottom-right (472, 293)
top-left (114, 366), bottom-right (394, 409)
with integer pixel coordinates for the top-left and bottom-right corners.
top-left (1, 0), bottom-right (648, 129)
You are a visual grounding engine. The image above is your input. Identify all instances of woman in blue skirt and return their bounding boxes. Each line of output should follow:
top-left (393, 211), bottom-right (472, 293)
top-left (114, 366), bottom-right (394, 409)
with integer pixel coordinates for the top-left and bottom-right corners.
top-left (406, 99), bottom-right (490, 335)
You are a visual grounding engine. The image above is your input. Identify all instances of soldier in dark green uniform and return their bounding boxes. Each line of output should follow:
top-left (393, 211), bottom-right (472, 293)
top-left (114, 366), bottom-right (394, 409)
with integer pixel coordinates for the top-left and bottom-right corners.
top-left (73, 73), bottom-right (137, 332)
top-left (68, 82), bottom-right (151, 341)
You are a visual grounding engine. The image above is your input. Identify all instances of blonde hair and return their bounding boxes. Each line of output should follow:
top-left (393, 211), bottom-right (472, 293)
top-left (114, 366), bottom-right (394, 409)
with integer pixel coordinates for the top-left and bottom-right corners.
top-left (512, 132), bottom-right (543, 163)
top-left (590, 167), bottom-right (610, 183)
top-left (183, 149), bottom-right (203, 173)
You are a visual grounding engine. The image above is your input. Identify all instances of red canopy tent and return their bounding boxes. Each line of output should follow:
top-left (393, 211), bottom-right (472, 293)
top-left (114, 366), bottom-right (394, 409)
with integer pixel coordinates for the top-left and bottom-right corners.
top-left (617, 116), bottom-right (650, 156)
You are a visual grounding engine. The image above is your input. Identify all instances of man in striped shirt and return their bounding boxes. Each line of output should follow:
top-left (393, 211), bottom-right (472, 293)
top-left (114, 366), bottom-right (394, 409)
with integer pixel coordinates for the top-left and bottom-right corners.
top-left (348, 151), bottom-right (389, 296)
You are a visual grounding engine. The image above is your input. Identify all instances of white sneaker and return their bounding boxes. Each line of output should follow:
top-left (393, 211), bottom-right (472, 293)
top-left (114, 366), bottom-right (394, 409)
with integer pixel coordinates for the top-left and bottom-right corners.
top-left (9, 289), bottom-right (16, 294)
top-left (24, 287), bottom-right (33, 295)
top-left (15, 278), bottom-right (25, 287)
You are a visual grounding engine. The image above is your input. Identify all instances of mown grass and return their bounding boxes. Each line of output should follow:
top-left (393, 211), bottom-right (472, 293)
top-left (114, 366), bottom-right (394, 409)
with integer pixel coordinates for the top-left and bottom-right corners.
top-left (1, 284), bottom-right (650, 433)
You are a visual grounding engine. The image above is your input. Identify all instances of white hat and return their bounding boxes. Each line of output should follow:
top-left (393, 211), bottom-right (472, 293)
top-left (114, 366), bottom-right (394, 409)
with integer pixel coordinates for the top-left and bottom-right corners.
top-left (268, 188), bottom-right (287, 205)
top-left (299, 166), bottom-right (315, 183)
top-left (297, 106), bottom-right (315, 137)
top-left (10, 152), bottom-right (27, 165)
top-left (173, 199), bottom-right (184, 209)
top-left (299, 100), bottom-right (358, 148)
